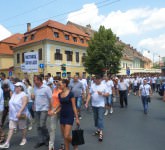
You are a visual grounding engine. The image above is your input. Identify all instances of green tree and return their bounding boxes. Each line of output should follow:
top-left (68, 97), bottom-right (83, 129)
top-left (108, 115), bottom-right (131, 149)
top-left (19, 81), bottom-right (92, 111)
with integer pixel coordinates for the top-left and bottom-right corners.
top-left (84, 26), bottom-right (123, 76)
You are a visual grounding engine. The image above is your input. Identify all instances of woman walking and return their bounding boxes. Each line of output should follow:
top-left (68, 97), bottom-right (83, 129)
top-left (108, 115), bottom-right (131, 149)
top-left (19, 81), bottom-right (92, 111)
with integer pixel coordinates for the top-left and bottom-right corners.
top-left (48, 79), bottom-right (62, 150)
top-left (0, 82), bottom-right (29, 149)
top-left (58, 79), bottom-right (80, 150)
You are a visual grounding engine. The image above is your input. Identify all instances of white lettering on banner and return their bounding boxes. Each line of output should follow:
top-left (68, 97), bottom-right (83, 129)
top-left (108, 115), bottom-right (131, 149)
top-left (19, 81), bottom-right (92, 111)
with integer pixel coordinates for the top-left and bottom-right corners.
top-left (24, 52), bottom-right (38, 73)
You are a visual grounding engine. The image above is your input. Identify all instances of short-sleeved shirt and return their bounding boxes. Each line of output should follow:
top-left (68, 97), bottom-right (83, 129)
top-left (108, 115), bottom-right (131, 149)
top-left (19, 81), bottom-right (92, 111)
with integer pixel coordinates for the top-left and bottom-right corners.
top-left (34, 84), bottom-right (52, 111)
top-left (118, 81), bottom-right (129, 91)
top-left (90, 83), bottom-right (109, 107)
top-left (69, 81), bottom-right (83, 97)
top-left (79, 79), bottom-right (88, 91)
top-left (9, 92), bottom-right (28, 121)
top-left (139, 84), bottom-right (151, 96)
top-left (102, 80), bottom-right (114, 95)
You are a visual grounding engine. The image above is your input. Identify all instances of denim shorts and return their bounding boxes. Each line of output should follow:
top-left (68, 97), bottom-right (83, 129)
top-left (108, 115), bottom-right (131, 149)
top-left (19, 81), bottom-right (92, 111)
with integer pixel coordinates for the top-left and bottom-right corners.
top-left (105, 94), bottom-right (113, 105)
top-left (75, 97), bottom-right (82, 109)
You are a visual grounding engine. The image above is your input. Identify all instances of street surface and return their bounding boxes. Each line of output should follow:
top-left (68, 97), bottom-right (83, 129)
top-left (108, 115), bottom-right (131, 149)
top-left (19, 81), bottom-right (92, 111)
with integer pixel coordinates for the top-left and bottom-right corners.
top-left (2, 92), bottom-right (165, 150)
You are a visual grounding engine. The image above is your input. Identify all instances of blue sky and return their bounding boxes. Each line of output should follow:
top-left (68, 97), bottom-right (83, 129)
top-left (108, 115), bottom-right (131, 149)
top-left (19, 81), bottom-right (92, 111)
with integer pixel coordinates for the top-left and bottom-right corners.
top-left (0, 0), bottom-right (165, 61)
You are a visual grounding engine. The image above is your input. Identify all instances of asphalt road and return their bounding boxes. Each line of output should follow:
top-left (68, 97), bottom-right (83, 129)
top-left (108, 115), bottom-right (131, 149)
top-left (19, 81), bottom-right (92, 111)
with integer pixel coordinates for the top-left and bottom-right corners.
top-left (1, 92), bottom-right (165, 150)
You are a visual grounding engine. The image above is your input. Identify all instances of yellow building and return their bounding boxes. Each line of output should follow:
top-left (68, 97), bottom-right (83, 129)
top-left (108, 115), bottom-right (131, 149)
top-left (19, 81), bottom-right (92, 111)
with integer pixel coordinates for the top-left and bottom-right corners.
top-left (0, 33), bottom-right (23, 76)
top-left (13, 20), bottom-right (89, 78)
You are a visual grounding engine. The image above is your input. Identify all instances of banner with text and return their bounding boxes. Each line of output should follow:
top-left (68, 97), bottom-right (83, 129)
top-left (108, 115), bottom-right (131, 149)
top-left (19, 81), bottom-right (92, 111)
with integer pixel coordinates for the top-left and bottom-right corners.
top-left (24, 52), bottom-right (38, 73)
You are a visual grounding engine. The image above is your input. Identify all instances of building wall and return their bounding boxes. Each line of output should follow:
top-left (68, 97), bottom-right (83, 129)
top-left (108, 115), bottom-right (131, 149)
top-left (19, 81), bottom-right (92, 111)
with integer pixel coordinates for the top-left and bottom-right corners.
top-left (0, 55), bottom-right (13, 69)
top-left (13, 40), bottom-right (87, 79)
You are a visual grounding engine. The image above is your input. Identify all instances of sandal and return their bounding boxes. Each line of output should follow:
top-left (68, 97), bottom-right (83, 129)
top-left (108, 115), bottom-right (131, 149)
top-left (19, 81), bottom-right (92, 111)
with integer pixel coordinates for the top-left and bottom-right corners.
top-left (0, 134), bottom-right (5, 144)
top-left (92, 130), bottom-right (100, 136)
top-left (58, 144), bottom-right (64, 150)
top-left (98, 132), bottom-right (103, 142)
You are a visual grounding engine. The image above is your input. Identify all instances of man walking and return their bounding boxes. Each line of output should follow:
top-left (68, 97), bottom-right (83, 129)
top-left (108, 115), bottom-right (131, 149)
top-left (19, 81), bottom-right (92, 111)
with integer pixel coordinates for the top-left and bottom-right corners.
top-left (85, 75), bottom-right (109, 142)
top-left (139, 79), bottom-right (152, 114)
top-left (32, 75), bottom-right (52, 148)
top-left (69, 75), bottom-right (84, 119)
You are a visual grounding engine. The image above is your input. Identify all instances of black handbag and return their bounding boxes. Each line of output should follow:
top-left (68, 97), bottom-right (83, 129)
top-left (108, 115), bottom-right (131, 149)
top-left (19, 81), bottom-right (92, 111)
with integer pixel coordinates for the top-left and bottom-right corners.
top-left (72, 126), bottom-right (85, 146)
top-left (146, 96), bottom-right (151, 103)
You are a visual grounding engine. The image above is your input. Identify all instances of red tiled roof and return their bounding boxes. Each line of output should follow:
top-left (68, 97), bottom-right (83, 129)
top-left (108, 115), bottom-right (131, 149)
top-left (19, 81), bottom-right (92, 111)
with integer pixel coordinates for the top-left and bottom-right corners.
top-left (15, 20), bottom-right (90, 48)
top-left (0, 33), bottom-right (23, 55)
top-left (26, 20), bottom-right (88, 37)
top-left (0, 43), bottom-right (13, 55)
top-left (1, 33), bottom-right (23, 44)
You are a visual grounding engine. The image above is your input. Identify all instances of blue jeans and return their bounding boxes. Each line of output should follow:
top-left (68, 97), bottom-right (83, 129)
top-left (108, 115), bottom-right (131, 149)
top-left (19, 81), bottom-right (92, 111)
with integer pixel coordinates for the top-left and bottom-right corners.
top-left (141, 96), bottom-right (148, 113)
top-left (105, 94), bottom-right (113, 105)
top-left (92, 107), bottom-right (105, 130)
top-left (75, 97), bottom-right (82, 109)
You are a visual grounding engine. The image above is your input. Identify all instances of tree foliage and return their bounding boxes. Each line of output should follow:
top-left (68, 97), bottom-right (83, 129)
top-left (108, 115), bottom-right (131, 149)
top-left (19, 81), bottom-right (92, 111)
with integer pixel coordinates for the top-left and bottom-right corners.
top-left (84, 26), bottom-right (123, 76)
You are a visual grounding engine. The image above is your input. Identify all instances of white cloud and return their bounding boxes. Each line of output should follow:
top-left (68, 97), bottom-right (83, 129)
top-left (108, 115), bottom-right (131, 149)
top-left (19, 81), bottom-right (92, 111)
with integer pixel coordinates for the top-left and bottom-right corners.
top-left (0, 24), bottom-right (12, 41)
top-left (67, 3), bottom-right (105, 29)
top-left (138, 34), bottom-right (165, 60)
top-left (67, 3), bottom-right (165, 36)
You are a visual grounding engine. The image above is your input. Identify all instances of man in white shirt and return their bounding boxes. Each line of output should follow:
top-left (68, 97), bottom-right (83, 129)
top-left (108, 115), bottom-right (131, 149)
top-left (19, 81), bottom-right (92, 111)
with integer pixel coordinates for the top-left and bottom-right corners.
top-left (102, 76), bottom-right (114, 116)
top-left (118, 77), bottom-right (129, 108)
top-left (139, 79), bottom-right (152, 114)
top-left (85, 75), bottom-right (109, 142)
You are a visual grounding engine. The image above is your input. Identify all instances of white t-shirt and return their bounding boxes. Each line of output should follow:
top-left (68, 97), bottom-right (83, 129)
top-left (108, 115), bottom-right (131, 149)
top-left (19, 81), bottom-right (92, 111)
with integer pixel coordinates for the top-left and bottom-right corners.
top-left (133, 79), bottom-right (138, 86)
top-left (90, 83), bottom-right (109, 107)
top-left (118, 81), bottom-right (129, 91)
top-left (27, 86), bottom-right (33, 102)
top-left (9, 92), bottom-right (28, 121)
top-left (103, 80), bottom-right (114, 95)
top-left (0, 88), bottom-right (4, 111)
top-left (139, 84), bottom-right (151, 96)
top-left (79, 79), bottom-right (88, 92)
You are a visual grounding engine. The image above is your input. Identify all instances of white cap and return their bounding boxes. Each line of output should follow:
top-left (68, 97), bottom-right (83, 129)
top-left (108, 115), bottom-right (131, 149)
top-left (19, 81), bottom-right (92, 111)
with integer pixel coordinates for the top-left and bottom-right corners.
top-left (14, 82), bottom-right (24, 87)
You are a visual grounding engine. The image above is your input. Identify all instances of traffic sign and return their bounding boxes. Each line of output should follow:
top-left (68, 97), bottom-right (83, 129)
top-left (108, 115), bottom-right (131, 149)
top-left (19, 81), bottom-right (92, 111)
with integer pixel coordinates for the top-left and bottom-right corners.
top-left (126, 68), bottom-right (130, 76)
top-left (39, 64), bottom-right (44, 68)
top-left (9, 71), bottom-right (12, 76)
top-left (62, 73), bottom-right (66, 77)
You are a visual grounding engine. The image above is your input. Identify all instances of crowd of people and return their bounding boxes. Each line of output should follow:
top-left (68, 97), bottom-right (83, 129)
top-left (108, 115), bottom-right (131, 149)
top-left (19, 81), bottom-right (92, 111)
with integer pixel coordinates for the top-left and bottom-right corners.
top-left (0, 72), bottom-right (164, 150)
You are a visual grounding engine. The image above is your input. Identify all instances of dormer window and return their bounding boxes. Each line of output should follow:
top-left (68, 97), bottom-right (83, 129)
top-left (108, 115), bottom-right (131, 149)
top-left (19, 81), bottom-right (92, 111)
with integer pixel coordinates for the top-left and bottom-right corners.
top-left (73, 37), bottom-right (77, 42)
top-left (24, 36), bottom-right (28, 42)
top-left (54, 32), bottom-right (59, 38)
top-left (31, 34), bottom-right (35, 40)
top-left (80, 38), bottom-right (84, 43)
top-left (65, 35), bottom-right (69, 40)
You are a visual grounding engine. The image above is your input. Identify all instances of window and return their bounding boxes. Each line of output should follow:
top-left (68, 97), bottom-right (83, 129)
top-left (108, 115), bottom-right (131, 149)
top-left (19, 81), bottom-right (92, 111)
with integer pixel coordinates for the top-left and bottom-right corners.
top-left (73, 37), bottom-right (77, 42)
top-left (54, 32), bottom-right (59, 38)
top-left (38, 48), bottom-right (42, 60)
top-left (65, 51), bottom-right (72, 61)
top-left (65, 35), bottom-right (69, 40)
top-left (22, 52), bottom-right (25, 63)
top-left (80, 38), bottom-right (84, 43)
top-left (76, 72), bottom-right (79, 76)
top-left (82, 53), bottom-right (86, 62)
top-left (67, 72), bottom-right (71, 78)
top-left (76, 52), bottom-right (79, 62)
top-left (31, 34), bottom-right (35, 40)
top-left (24, 36), bottom-right (28, 42)
top-left (56, 72), bottom-right (61, 77)
top-left (31, 50), bottom-right (34, 52)
top-left (17, 53), bottom-right (20, 64)
top-left (55, 49), bottom-right (62, 60)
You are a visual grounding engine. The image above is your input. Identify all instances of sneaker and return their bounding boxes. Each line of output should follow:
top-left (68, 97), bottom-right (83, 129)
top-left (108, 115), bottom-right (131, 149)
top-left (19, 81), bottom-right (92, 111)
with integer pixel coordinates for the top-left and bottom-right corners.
top-left (79, 115), bottom-right (82, 120)
top-left (20, 139), bottom-right (27, 146)
top-left (49, 141), bottom-right (54, 150)
top-left (110, 108), bottom-right (113, 114)
top-left (0, 142), bottom-right (10, 149)
top-left (104, 110), bottom-right (108, 116)
top-left (28, 125), bottom-right (32, 131)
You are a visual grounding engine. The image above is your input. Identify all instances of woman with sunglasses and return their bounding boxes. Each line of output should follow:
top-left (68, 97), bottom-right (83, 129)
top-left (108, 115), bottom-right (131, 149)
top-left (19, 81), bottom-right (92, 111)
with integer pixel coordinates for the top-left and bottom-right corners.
top-left (58, 79), bottom-right (80, 150)
top-left (48, 78), bottom-right (62, 150)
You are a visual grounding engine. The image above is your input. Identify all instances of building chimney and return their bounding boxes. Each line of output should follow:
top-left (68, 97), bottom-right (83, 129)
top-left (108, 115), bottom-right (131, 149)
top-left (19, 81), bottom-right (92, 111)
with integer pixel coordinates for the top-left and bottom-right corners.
top-left (27, 23), bottom-right (31, 32)
top-left (86, 24), bottom-right (91, 28)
